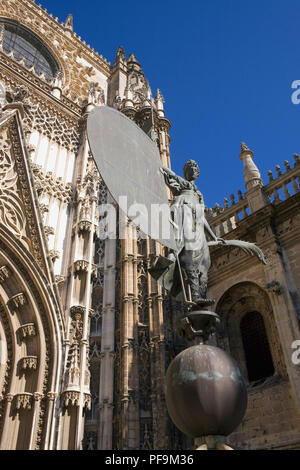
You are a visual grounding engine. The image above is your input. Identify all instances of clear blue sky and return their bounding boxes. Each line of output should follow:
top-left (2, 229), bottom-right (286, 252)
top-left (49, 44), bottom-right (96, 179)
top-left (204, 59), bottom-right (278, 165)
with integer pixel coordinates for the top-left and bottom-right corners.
top-left (38, 0), bottom-right (300, 208)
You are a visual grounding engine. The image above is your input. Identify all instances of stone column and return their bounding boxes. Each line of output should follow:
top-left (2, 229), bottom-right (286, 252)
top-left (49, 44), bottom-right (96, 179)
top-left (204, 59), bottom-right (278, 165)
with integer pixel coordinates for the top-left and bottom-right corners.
top-left (29, 392), bottom-right (43, 449)
top-left (97, 193), bottom-right (117, 449)
top-left (0, 394), bottom-right (14, 449)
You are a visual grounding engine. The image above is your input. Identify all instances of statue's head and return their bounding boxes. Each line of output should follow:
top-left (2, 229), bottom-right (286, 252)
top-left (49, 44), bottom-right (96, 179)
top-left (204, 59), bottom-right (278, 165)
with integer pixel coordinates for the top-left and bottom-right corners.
top-left (183, 160), bottom-right (200, 181)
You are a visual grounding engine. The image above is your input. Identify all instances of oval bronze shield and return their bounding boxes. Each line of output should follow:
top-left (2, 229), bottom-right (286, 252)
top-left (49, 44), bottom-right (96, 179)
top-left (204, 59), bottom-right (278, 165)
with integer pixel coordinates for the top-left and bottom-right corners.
top-left (87, 106), bottom-right (176, 250)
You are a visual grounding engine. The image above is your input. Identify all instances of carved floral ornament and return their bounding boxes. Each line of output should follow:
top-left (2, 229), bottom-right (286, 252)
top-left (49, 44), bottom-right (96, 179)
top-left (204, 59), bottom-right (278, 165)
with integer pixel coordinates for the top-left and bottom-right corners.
top-left (0, 128), bottom-right (28, 243)
top-left (0, 119), bottom-right (48, 273)
top-left (61, 391), bottom-right (91, 409)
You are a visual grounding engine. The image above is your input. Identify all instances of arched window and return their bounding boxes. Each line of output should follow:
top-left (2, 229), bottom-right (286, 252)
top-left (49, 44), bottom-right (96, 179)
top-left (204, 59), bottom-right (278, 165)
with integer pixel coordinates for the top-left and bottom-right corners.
top-left (240, 311), bottom-right (274, 382)
top-left (0, 18), bottom-right (59, 82)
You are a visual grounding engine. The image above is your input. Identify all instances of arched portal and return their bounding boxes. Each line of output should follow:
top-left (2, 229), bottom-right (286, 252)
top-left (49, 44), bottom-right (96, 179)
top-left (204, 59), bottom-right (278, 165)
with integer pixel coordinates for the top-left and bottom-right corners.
top-left (216, 282), bottom-right (286, 384)
top-left (0, 225), bottom-right (63, 449)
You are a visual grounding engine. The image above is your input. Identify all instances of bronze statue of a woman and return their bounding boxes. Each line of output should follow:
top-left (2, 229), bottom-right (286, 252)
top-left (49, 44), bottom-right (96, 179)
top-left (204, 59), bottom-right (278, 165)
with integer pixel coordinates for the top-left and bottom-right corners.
top-left (150, 159), bottom-right (266, 309)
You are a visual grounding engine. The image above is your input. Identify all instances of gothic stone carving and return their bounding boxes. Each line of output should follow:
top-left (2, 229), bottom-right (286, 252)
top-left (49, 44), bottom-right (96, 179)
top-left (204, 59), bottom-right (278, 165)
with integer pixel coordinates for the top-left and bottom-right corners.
top-left (15, 392), bottom-right (33, 410)
top-left (18, 323), bottom-right (36, 339)
top-left (19, 356), bottom-right (38, 370)
top-left (8, 292), bottom-right (27, 309)
top-left (0, 265), bottom-right (11, 283)
top-left (265, 281), bottom-right (282, 295)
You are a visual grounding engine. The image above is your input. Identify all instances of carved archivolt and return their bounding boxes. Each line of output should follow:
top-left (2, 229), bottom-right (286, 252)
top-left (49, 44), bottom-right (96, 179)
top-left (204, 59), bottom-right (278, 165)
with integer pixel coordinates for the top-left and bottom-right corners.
top-left (0, 228), bottom-right (63, 450)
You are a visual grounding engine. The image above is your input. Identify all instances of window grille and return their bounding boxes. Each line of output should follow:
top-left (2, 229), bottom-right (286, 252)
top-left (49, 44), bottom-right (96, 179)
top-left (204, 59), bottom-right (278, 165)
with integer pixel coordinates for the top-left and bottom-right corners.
top-left (0, 19), bottom-right (59, 82)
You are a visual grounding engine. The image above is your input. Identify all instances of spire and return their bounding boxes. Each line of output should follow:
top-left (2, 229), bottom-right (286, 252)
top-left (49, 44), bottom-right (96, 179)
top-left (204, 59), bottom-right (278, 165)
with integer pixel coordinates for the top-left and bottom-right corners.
top-left (239, 142), bottom-right (268, 212)
top-left (113, 46), bottom-right (126, 67)
top-left (239, 141), bottom-right (261, 189)
top-left (116, 46), bottom-right (126, 61)
top-left (155, 89), bottom-right (165, 117)
top-left (64, 14), bottom-right (73, 31)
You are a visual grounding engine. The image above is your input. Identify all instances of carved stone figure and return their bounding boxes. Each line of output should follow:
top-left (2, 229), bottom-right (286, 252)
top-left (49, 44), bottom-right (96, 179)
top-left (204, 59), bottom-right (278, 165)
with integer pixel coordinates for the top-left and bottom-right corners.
top-left (6, 85), bottom-right (28, 103)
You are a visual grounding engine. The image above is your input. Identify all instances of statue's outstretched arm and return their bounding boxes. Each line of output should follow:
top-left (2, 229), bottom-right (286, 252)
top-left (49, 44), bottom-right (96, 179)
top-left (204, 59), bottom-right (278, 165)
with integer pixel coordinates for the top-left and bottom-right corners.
top-left (204, 217), bottom-right (225, 244)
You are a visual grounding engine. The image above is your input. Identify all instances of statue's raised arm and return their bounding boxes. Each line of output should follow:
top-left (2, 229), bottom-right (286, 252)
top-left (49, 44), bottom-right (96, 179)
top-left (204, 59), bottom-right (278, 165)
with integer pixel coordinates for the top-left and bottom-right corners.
top-left (160, 166), bottom-right (191, 195)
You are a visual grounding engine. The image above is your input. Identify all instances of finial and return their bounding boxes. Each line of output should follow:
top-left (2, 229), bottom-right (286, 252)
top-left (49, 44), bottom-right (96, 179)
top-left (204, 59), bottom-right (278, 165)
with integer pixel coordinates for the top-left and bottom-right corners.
top-left (64, 14), bottom-right (73, 31)
top-left (116, 46), bottom-right (125, 59)
top-left (156, 89), bottom-right (164, 100)
top-left (155, 89), bottom-right (165, 116)
top-left (127, 53), bottom-right (142, 72)
top-left (293, 153), bottom-right (300, 166)
top-left (275, 165), bottom-right (281, 177)
top-left (240, 142), bottom-right (251, 153)
top-left (267, 170), bottom-right (273, 182)
top-left (237, 190), bottom-right (243, 201)
top-left (240, 142), bottom-right (254, 161)
top-left (128, 53), bottom-right (137, 62)
top-left (113, 46), bottom-right (126, 66)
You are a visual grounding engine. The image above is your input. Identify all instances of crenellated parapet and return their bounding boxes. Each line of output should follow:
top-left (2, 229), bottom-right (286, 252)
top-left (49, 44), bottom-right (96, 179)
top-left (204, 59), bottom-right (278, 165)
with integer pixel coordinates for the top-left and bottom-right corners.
top-left (265, 154), bottom-right (300, 204)
top-left (207, 148), bottom-right (300, 238)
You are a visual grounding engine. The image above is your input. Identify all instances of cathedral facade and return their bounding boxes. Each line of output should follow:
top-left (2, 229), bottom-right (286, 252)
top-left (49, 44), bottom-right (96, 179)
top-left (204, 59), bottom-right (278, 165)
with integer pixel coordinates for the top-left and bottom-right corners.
top-left (0, 0), bottom-right (299, 450)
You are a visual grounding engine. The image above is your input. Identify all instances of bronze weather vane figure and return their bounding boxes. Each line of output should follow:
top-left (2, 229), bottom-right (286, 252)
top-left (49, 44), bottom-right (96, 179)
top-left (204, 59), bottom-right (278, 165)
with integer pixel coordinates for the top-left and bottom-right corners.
top-left (150, 159), bottom-right (267, 311)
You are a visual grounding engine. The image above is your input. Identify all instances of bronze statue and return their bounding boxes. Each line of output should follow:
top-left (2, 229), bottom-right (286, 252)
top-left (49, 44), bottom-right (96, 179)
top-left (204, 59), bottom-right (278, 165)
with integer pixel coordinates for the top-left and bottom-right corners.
top-left (150, 160), bottom-right (266, 309)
